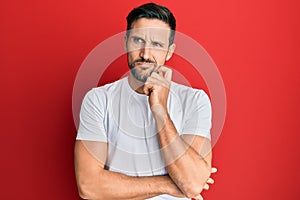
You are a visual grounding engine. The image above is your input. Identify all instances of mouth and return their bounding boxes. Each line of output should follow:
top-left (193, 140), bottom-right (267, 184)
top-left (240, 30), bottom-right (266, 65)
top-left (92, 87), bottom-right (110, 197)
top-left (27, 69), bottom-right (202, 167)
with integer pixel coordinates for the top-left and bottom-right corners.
top-left (136, 61), bottom-right (154, 65)
top-left (135, 61), bottom-right (156, 69)
top-left (130, 61), bottom-right (157, 82)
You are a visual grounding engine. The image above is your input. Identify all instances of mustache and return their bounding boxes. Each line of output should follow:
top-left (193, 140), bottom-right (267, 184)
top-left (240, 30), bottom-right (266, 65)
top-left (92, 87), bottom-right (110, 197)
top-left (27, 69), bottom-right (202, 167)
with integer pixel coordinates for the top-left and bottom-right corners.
top-left (133, 58), bottom-right (156, 65)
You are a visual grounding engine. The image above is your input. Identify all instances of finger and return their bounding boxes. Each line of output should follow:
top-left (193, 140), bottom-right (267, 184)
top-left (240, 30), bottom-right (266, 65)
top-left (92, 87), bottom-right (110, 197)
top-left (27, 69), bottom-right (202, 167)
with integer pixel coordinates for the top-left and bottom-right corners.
top-left (153, 64), bottom-right (161, 73)
top-left (191, 194), bottom-right (203, 200)
top-left (143, 82), bottom-right (153, 96)
top-left (150, 72), bottom-right (163, 80)
top-left (211, 167), bottom-right (217, 173)
top-left (158, 69), bottom-right (164, 78)
top-left (206, 177), bottom-right (214, 184)
top-left (154, 65), bottom-right (165, 78)
top-left (150, 73), bottom-right (167, 84)
top-left (203, 183), bottom-right (210, 190)
top-left (149, 73), bottom-right (170, 88)
top-left (157, 66), bottom-right (172, 81)
top-left (147, 75), bottom-right (164, 85)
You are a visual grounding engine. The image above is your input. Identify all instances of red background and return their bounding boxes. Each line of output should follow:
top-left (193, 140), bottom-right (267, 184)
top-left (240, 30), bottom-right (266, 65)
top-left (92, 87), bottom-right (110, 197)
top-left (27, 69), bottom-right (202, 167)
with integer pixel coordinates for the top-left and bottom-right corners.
top-left (1, 0), bottom-right (300, 199)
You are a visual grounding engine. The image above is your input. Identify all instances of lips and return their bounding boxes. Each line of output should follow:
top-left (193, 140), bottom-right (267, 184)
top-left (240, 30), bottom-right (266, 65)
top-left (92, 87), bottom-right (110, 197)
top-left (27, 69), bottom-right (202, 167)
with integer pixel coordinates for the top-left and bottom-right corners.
top-left (135, 62), bottom-right (155, 69)
top-left (136, 61), bottom-right (153, 65)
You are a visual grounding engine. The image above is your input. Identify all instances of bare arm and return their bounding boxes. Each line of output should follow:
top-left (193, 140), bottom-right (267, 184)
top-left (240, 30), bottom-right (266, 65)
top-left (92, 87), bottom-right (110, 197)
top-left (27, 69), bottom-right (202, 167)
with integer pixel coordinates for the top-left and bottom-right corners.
top-left (144, 67), bottom-right (212, 198)
top-left (155, 113), bottom-right (212, 198)
top-left (74, 140), bottom-right (185, 200)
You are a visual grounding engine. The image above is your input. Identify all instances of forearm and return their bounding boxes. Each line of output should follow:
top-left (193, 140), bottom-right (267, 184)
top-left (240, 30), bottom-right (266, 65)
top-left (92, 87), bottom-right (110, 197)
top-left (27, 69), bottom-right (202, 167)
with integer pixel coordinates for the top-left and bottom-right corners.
top-left (79, 168), bottom-right (184, 200)
top-left (75, 140), bottom-right (184, 200)
top-left (154, 113), bottom-right (211, 197)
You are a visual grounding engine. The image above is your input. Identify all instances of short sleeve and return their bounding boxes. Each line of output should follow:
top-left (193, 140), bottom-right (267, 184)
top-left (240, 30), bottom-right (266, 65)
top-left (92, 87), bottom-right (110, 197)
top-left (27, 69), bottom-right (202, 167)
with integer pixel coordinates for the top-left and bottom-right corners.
top-left (182, 90), bottom-right (212, 140)
top-left (76, 89), bottom-right (107, 142)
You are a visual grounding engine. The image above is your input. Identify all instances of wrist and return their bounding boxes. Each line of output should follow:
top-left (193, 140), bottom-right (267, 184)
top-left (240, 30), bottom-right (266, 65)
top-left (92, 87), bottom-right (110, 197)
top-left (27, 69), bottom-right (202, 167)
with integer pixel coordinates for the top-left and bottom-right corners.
top-left (157, 175), bottom-right (183, 197)
top-left (151, 104), bottom-right (168, 118)
top-left (151, 104), bottom-right (169, 131)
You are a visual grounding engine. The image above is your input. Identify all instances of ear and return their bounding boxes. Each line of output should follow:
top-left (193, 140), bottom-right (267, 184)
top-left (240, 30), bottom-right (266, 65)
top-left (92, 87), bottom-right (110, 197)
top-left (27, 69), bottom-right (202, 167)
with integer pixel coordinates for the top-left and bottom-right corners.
top-left (166, 43), bottom-right (176, 61)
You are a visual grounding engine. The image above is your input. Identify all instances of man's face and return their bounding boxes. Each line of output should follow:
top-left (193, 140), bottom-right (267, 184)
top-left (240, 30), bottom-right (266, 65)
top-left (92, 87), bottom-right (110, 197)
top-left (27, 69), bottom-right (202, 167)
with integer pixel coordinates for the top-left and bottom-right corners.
top-left (126, 18), bottom-right (175, 82)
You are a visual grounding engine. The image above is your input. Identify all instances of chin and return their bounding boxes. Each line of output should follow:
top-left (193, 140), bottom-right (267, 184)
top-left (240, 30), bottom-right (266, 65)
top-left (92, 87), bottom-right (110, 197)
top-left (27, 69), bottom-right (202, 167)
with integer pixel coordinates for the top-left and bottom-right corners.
top-left (130, 69), bottom-right (150, 83)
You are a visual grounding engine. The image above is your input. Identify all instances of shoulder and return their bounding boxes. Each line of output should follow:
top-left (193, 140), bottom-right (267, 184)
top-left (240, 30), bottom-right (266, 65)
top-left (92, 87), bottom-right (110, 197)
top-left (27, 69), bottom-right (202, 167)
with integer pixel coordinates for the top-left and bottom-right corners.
top-left (170, 81), bottom-right (210, 103)
top-left (94, 78), bottom-right (125, 94)
top-left (171, 83), bottom-right (212, 138)
top-left (83, 78), bottom-right (126, 105)
top-left (87, 78), bottom-right (126, 97)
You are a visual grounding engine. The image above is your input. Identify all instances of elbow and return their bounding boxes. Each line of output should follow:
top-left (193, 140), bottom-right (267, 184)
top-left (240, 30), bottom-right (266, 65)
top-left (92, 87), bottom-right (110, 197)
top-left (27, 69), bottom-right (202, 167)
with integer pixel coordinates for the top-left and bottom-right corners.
top-left (77, 177), bottom-right (102, 200)
top-left (77, 179), bottom-right (93, 199)
top-left (78, 182), bottom-right (91, 199)
top-left (181, 166), bottom-right (211, 198)
top-left (181, 182), bottom-right (203, 198)
top-left (182, 182), bottom-right (204, 198)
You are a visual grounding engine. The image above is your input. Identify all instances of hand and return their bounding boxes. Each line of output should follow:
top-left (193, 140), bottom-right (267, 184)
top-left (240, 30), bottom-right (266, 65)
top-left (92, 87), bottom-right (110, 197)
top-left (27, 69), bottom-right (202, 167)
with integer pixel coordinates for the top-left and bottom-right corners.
top-left (191, 167), bottom-right (217, 200)
top-left (143, 66), bottom-right (172, 112)
top-left (203, 167), bottom-right (217, 191)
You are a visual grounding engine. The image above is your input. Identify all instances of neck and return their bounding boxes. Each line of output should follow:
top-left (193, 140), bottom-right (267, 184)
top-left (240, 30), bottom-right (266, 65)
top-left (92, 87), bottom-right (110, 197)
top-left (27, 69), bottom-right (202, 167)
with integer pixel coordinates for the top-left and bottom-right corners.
top-left (128, 74), bottom-right (145, 94)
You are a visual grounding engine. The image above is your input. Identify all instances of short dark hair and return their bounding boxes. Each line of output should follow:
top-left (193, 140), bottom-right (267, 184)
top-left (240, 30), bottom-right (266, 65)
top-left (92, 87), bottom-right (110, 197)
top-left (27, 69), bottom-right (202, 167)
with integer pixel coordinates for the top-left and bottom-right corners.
top-left (126, 2), bottom-right (176, 45)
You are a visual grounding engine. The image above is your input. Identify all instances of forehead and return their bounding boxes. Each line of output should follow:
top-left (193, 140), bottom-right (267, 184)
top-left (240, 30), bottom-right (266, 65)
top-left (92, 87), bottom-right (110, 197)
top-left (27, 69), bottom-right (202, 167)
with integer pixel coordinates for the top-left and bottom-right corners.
top-left (129, 18), bottom-right (171, 40)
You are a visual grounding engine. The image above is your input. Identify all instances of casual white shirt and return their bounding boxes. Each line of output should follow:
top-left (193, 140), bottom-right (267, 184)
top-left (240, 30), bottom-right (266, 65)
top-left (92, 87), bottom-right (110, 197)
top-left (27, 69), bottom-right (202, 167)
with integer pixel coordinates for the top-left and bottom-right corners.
top-left (76, 77), bottom-right (212, 199)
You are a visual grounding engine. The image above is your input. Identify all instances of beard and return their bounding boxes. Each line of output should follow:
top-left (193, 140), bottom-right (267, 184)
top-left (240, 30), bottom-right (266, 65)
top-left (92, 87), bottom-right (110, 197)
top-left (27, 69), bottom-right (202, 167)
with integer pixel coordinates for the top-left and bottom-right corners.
top-left (129, 58), bottom-right (157, 83)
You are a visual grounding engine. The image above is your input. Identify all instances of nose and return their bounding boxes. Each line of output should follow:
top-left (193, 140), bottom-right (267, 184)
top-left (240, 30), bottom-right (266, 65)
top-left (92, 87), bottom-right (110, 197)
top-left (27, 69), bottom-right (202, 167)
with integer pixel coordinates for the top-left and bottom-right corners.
top-left (139, 45), bottom-right (152, 60)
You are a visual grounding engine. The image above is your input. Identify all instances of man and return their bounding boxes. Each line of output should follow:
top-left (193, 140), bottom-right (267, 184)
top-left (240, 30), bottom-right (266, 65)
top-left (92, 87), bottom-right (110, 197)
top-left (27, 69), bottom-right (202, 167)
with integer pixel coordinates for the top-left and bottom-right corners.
top-left (75, 3), bottom-right (215, 200)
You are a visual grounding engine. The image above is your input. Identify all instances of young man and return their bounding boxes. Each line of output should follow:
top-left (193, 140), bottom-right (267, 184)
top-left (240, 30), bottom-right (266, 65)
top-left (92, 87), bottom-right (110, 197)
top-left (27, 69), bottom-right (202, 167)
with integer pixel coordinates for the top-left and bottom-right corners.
top-left (75, 3), bottom-right (215, 200)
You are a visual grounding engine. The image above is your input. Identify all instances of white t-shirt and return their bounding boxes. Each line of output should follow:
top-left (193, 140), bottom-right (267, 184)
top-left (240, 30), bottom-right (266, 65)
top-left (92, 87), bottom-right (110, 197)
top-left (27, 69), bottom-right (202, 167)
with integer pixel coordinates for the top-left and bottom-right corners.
top-left (76, 77), bottom-right (212, 200)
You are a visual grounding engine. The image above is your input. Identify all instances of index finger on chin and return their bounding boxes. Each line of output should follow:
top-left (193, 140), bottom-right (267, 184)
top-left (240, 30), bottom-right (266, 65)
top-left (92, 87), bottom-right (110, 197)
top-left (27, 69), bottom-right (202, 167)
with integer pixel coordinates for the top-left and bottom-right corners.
top-left (158, 66), bottom-right (172, 81)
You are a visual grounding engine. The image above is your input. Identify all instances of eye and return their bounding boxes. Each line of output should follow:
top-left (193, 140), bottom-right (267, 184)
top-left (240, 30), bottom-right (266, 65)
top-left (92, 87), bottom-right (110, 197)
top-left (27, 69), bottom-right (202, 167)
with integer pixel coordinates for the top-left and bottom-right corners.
top-left (133, 37), bottom-right (144, 44)
top-left (152, 42), bottom-right (163, 47)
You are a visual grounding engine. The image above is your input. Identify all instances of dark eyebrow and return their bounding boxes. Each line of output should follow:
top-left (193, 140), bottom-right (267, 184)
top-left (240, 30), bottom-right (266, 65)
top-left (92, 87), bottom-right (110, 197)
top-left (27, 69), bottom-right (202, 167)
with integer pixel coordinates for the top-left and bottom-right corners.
top-left (131, 35), bottom-right (143, 40)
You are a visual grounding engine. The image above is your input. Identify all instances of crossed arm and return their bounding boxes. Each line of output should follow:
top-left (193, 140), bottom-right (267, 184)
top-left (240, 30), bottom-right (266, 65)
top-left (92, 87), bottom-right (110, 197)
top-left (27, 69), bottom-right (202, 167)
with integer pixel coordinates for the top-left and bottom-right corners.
top-left (75, 67), bottom-right (214, 199)
top-left (154, 115), bottom-right (213, 199)
top-left (75, 133), bottom-right (213, 200)
top-left (75, 140), bottom-right (185, 200)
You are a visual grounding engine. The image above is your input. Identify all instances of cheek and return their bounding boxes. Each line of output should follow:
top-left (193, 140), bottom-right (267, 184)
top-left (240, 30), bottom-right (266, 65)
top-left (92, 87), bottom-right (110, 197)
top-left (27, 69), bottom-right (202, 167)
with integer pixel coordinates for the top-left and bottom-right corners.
top-left (127, 51), bottom-right (139, 62)
top-left (153, 51), bottom-right (169, 64)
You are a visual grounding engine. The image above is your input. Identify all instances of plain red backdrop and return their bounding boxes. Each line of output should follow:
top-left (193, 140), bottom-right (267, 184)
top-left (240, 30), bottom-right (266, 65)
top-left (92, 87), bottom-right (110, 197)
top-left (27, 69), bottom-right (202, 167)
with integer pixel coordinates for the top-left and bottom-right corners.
top-left (1, 0), bottom-right (300, 199)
